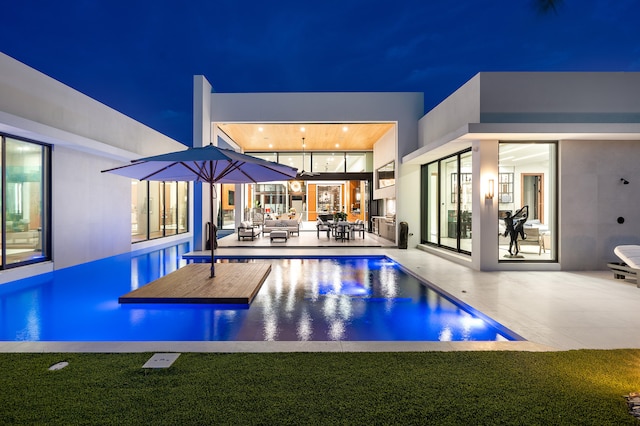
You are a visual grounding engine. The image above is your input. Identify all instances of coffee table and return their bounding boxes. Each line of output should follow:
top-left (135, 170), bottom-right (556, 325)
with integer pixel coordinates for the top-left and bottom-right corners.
top-left (270, 229), bottom-right (288, 242)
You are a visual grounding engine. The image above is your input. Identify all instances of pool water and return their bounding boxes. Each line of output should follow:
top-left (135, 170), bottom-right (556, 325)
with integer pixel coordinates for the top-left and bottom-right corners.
top-left (0, 244), bottom-right (520, 342)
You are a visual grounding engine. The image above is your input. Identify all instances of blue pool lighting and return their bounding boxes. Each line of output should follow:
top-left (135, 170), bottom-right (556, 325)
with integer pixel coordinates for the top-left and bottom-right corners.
top-left (0, 244), bottom-right (522, 342)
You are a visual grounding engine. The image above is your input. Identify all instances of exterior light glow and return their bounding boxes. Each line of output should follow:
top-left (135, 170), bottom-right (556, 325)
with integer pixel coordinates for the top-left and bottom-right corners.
top-left (486, 179), bottom-right (495, 199)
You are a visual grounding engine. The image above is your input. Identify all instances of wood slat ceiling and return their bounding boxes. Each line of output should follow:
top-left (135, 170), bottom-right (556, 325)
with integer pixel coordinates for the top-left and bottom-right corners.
top-left (217, 122), bottom-right (395, 152)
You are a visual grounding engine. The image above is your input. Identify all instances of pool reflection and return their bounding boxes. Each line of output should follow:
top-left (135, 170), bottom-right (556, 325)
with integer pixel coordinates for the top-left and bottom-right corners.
top-left (0, 247), bottom-right (517, 342)
top-left (230, 258), bottom-right (513, 342)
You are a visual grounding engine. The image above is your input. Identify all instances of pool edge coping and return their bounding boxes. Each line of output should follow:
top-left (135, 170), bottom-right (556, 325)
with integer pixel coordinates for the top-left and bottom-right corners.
top-left (0, 340), bottom-right (558, 353)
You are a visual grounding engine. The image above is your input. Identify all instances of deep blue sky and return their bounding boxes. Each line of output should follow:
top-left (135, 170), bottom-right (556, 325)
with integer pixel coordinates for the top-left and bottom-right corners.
top-left (2, 1), bottom-right (639, 145)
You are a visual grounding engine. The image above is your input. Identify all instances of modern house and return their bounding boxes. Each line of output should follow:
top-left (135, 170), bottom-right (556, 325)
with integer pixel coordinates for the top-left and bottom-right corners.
top-left (195, 72), bottom-right (640, 272)
top-left (2, 50), bottom-right (640, 285)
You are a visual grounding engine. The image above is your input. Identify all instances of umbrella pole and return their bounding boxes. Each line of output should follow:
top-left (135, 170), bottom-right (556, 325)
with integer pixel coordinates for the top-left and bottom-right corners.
top-left (210, 180), bottom-right (215, 278)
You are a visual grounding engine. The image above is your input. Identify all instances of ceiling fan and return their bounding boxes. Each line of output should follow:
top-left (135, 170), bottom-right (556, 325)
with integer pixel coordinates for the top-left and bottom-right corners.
top-left (299, 137), bottom-right (318, 176)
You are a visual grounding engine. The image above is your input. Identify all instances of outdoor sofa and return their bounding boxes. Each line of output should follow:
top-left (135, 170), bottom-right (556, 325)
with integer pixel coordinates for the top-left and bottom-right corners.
top-left (262, 219), bottom-right (300, 236)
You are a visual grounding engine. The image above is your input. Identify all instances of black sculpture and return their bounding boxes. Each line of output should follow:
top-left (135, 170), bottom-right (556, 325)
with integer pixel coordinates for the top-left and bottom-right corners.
top-left (503, 205), bottom-right (529, 255)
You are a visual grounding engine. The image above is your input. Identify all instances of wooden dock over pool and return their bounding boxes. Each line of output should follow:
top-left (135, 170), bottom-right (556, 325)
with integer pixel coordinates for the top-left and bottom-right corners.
top-left (119, 263), bottom-right (271, 305)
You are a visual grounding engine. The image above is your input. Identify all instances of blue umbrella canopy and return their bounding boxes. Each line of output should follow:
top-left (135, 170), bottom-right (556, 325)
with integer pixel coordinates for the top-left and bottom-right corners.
top-left (103, 144), bottom-right (298, 277)
top-left (104, 144), bottom-right (298, 184)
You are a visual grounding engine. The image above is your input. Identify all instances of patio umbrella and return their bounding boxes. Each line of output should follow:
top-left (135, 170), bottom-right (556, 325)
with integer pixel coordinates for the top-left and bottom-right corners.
top-left (102, 143), bottom-right (298, 277)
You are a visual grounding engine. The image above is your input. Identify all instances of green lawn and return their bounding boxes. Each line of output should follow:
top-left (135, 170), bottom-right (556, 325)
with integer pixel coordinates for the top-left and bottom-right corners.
top-left (2, 350), bottom-right (640, 425)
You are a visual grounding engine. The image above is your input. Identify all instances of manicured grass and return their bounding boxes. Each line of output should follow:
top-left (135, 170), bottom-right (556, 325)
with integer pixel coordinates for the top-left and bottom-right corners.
top-left (1, 350), bottom-right (640, 424)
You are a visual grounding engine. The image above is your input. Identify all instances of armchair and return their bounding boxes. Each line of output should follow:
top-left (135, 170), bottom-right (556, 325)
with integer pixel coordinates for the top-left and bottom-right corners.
top-left (238, 221), bottom-right (259, 241)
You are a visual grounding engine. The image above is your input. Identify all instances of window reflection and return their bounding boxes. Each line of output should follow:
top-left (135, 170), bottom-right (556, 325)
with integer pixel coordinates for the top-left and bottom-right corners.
top-left (377, 161), bottom-right (395, 188)
top-left (248, 151), bottom-right (373, 173)
top-left (130, 180), bottom-right (189, 242)
top-left (4, 138), bottom-right (48, 266)
top-left (498, 142), bottom-right (556, 261)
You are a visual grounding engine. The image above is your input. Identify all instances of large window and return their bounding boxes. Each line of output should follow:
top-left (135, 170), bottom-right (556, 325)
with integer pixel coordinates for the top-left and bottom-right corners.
top-left (248, 151), bottom-right (373, 174)
top-left (252, 183), bottom-right (287, 218)
top-left (498, 142), bottom-right (556, 262)
top-left (131, 181), bottom-right (188, 243)
top-left (1, 135), bottom-right (51, 268)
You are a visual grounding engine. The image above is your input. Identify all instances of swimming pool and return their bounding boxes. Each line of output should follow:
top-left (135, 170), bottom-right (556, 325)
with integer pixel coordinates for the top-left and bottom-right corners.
top-left (0, 244), bottom-right (520, 342)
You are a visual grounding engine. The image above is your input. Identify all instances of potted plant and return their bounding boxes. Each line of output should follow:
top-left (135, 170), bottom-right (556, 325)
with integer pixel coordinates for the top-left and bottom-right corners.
top-left (334, 211), bottom-right (348, 222)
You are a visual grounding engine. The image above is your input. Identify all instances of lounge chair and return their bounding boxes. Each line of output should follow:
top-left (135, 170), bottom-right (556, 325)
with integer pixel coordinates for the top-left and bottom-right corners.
top-left (608, 245), bottom-right (640, 287)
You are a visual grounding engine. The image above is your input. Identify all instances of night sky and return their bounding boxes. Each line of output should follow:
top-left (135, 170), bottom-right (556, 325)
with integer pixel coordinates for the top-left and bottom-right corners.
top-left (2, 1), bottom-right (639, 145)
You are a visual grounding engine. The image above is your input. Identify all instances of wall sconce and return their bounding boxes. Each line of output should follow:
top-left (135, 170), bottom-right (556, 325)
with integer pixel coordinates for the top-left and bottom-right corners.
top-left (486, 179), bottom-right (494, 199)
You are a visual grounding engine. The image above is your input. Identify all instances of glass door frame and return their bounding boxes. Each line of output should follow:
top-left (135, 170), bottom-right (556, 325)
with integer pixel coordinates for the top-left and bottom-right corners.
top-left (422, 148), bottom-right (472, 256)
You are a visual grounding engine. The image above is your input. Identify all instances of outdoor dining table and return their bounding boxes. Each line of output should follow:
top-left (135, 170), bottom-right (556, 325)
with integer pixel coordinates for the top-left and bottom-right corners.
top-left (333, 221), bottom-right (352, 241)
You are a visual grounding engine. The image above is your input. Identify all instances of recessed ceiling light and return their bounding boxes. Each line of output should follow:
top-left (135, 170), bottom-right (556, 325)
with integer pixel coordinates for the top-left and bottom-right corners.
top-left (335, 143), bottom-right (339, 148)
top-left (342, 126), bottom-right (348, 132)
top-left (268, 144), bottom-right (273, 148)
top-left (258, 127), bottom-right (263, 132)
top-left (300, 127), bottom-right (306, 132)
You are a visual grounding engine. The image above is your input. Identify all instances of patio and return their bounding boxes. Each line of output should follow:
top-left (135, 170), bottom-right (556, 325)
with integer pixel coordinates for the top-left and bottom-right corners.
top-left (216, 224), bottom-right (396, 249)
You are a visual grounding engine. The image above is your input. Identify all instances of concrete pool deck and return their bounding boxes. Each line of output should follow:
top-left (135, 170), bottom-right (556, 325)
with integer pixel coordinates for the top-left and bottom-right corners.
top-left (1, 232), bottom-right (637, 353)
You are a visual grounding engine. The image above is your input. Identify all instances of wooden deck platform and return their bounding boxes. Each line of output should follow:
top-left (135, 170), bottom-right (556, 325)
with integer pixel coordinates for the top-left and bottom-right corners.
top-left (119, 263), bottom-right (271, 305)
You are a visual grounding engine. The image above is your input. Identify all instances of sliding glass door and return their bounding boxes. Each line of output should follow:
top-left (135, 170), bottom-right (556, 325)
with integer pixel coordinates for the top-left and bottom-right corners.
top-left (423, 149), bottom-right (472, 255)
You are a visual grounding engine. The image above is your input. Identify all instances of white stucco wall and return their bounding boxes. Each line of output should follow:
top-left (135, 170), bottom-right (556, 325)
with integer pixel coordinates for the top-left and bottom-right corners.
top-left (423, 74), bottom-right (481, 148)
top-left (373, 127), bottom-right (396, 201)
top-left (53, 147), bottom-right (132, 268)
top-left (479, 72), bottom-right (640, 119)
top-left (0, 52), bottom-right (189, 280)
top-left (560, 139), bottom-right (640, 270)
